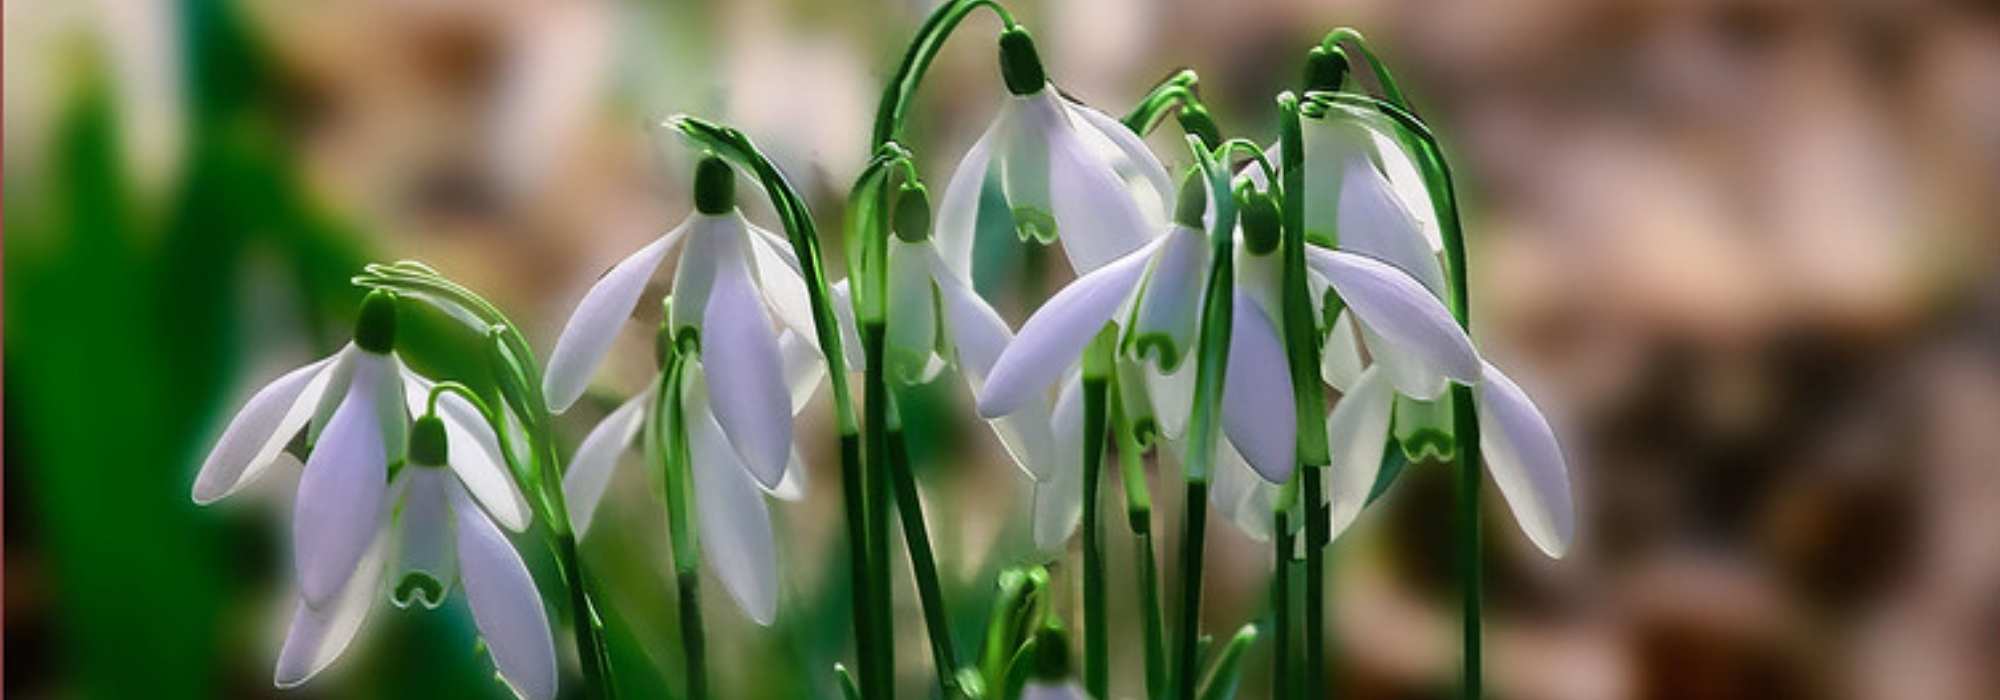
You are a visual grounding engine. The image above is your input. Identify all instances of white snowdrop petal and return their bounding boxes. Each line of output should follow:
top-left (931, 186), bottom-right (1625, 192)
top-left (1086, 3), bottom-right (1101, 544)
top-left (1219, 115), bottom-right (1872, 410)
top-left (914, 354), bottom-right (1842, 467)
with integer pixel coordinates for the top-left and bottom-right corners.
top-left (1144, 361), bottom-right (1196, 441)
top-left (830, 280), bottom-right (867, 372)
top-left (294, 353), bottom-right (394, 609)
top-left (390, 469), bottom-right (455, 610)
top-left (562, 387), bottom-right (651, 538)
top-left (1476, 362), bottom-right (1575, 558)
top-left (700, 232), bottom-right (793, 490)
top-left (543, 222), bottom-right (689, 413)
top-left (1326, 367), bottom-right (1393, 540)
top-left (766, 447), bottom-right (810, 502)
top-left (195, 354), bottom-right (337, 504)
top-left (1064, 98), bottom-right (1175, 219)
top-left (1128, 225), bottom-right (1208, 374)
top-left (1022, 680), bottom-right (1090, 700)
top-left (400, 371), bottom-right (532, 532)
top-left (979, 239), bottom-right (1159, 418)
top-left (1033, 374), bottom-right (1086, 552)
top-left (1045, 108), bottom-right (1158, 274)
top-left (777, 329), bottom-right (826, 414)
top-left (746, 219), bottom-right (819, 347)
top-left (1361, 319), bottom-right (1450, 400)
top-left (1209, 438), bottom-right (1272, 543)
top-left (1320, 310), bottom-right (1366, 393)
top-left (1336, 156), bottom-right (1448, 298)
top-left (935, 119), bottom-right (1002, 279)
top-left (930, 247), bottom-right (1057, 478)
top-left (1001, 95), bottom-right (1059, 245)
top-left (1301, 117), bottom-right (1372, 240)
top-left (452, 484), bottom-right (559, 700)
top-left (1221, 294), bottom-right (1297, 484)
top-left (886, 238), bottom-right (944, 385)
top-left (668, 215), bottom-right (728, 336)
top-left (274, 525), bottom-right (388, 688)
top-left (308, 347), bottom-right (358, 446)
top-left (1306, 247), bottom-right (1481, 386)
top-left (1366, 124), bottom-right (1444, 252)
top-left (686, 371), bottom-right (781, 624)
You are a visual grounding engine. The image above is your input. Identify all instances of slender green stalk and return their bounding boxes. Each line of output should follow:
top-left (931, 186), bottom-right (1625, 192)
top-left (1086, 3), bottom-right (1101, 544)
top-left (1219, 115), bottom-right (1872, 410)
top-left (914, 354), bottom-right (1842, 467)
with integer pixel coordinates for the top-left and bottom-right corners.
top-left (1079, 329), bottom-right (1115, 698)
top-left (653, 357), bottom-right (708, 700)
top-left (1113, 390), bottom-right (1166, 699)
top-left (1276, 92), bottom-right (1335, 699)
top-left (871, 0), bottom-right (1017, 148)
top-left (885, 416), bottom-right (963, 697)
top-left (1318, 28), bottom-right (1411, 112)
top-left (1175, 135), bottom-right (1240, 700)
top-left (862, 321), bottom-right (897, 699)
top-left (1272, 504), bottom-right (1293, 700)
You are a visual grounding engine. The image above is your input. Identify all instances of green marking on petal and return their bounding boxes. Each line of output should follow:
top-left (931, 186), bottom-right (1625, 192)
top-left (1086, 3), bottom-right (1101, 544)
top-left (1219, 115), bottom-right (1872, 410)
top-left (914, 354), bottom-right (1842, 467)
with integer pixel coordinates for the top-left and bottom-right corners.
top-left (1011, 206), bottom-right (1058, 244)
top-left (1127, 333), bottom-right (1184, 374)
top-left (393, 572), bottom-right (447, 609)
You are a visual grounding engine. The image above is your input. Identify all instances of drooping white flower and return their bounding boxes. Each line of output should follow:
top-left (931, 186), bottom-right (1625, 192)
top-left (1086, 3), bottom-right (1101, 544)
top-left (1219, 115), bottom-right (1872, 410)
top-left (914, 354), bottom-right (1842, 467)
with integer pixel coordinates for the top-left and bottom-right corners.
top-left (543, 156), bottom-right (858, 492)
top-left (274, 415), bottom-right (558, 699)
top-left (932, 27), bottom-right (1174, 281)
top-left (1307, 246), bottom-right (1574, 557)
top-left (880, 187), bottom-right (1058, 479)
top-left (978, 175), bottom-right (1301, 495)
top-left (562, 346), bottom-right (820, 626)
top-left (195, 292), bottom-right (551, 693)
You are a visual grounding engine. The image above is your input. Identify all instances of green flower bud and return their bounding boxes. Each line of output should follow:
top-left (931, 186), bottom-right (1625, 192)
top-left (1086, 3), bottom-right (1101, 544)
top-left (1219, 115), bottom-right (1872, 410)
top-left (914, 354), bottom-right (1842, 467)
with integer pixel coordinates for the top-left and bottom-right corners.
top-left (999, 28), bottom-right (1048, 96)
top-left (1239, 187), bottom-right (1282, 255)
top-left (1173, 169), bottom-right (1207, 230)
top-left (892, 183), bottom-right (932, 243)
top-left (1032, 624), bottom-right (1073, 682)
top-left (354, 290), bottom-right (398, 354)
top-left (693, 154), bottom-right (735, 215)
top-left (410, 414), bottom-right (449, 467)
top-left (1304, 46), bottom-right (1349, 92)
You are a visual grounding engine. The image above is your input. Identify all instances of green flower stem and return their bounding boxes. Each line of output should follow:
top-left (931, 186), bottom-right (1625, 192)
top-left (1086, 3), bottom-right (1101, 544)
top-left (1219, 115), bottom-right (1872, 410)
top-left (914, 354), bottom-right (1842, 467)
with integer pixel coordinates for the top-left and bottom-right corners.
top-left (1112, 387), bottom-right (1166, 699)
top-left (1272, 501), bottom-right (1294, 700)
top-left (871, 0), bottom-right (1017, 147)
top-left (353, 266), bottom-right (616, 698)
top-left (861, 321), bottom-right (897, 699)
top-left (664, 117), bottom-right (885, 696)
top-left (652, 355), bottom-right (708, 700)
top-left (1277, 91), bottom-right (1336, 699)
top-left (1176, 135), bottom-right (1240, 700)
top-left (1318, 28), bottom-right (1411, 113)
top-left (885, 413), bottom-right (963, 698)
top-left (1080, 327), bottom-right (1116, 699)
top-left (1121, 70), bottom-right (1206, 138)
top-left (1307, 78), bottom-right (1483, 700)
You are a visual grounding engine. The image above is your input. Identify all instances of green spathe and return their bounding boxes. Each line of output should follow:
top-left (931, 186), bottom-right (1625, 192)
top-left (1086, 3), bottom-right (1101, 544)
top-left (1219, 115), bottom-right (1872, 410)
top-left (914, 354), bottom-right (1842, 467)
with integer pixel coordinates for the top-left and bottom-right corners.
top-left (354, 290), bottom-right (398, 354)
top-left (694, 155), bottom-right (735, 214)
top-left (999, 28), bottom-right (1047, 96)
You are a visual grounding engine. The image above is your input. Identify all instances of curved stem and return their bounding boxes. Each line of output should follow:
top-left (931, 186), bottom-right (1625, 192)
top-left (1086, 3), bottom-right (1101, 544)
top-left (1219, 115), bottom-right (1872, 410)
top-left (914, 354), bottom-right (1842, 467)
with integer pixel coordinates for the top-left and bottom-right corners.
top-left (872, 0), bottom-right (1017, 147)
top-left (1319, 28), bottom-right (1412, 112)
top-left (1216, 138), bottom-right (1278, 186)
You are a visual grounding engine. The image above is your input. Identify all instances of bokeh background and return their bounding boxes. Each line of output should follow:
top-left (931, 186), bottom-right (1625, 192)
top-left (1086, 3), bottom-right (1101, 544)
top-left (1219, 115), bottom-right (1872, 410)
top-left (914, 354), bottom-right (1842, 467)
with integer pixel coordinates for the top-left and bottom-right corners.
top-left (9, 0), bottom-right (2000, 698)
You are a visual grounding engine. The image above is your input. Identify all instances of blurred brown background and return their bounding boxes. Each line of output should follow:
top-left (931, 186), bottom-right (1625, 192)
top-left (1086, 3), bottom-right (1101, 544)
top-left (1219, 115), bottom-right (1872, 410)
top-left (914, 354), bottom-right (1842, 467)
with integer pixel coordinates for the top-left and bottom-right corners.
top-left (8, 0), bottom-right (2000, 698)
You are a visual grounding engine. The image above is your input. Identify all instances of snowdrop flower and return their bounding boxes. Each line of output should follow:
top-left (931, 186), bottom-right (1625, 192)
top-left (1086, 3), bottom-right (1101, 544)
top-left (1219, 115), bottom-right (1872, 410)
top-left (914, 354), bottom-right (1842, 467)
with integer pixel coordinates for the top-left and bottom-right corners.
top-left (1306, 227), bottom-right (1574, 558)
top-left (543, 155), bottom-right (856, 491)
top-left (274, 415), bottom-right (558, 698)
top-left (933, 27), bottom-right (1175, 280)
top-left (193, 291), bottom-right (548, 692)
top-left (882, 185), bottom-right (1058, 479)
top-left (980, 174), bottom-right (1301, 491)
top-left (561, 326), bottom-right (821, 625)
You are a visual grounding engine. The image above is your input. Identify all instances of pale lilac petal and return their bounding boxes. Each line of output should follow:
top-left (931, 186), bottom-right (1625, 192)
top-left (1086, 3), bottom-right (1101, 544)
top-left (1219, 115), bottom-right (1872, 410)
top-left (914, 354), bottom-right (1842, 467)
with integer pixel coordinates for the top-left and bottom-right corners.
top-left (766, 447), bottom-right (809, 502)
top-left (1000, 95), bottom-right (1058, 245)
top-left (746, 219), bottom-right (819, 347)
top-left (195, 353), bottom-right (337, 504)
top-left (544, 221), bottom-right (689, 412)
top-left (1307, 247), bottom-right (1481, 386)
top-left (1208, 438), bottom-right (1272, 543)
top-left (1221, 294), bottom-right (1297, 484)
top-left (935, 119), bottom-right (1002, 279)
top-left (1143, 362), bottom-right (1196, 441)
top-left (1326, 366), bottom-right (1392, 540)
top-left (563, 387), bottom-right (651, 538)
top-left (274, 525), bottom-right (387, 688)
top-left (667, 214), bottom-right (730, 336)
top-left (1320, 310), bottom-right (1366, 393)
top-left (1361, 319), bottom-right (1449, 400)
top-left (701, 232), bottom-right (792, 489)
top-left (1127, 225), bottom-right (1208, 374)
top-left (391, 468), bottom-right (454, 610)
top-left (294, 352), bottom-right (395, 608)
top-left (1045, 102), bottom-right (1158, 273)
top-left (686, 370), bottom-right (781, 624)
top-left (1032, 374), bottom-right (1085, 552)
top-left (979, 239), bottom-right (1158, 418)
top-left (1023, 680), bottom-right (1089, 700)
top-left (452, 484), bottom-right (559, 700)
top-left (1064, 98), bottom-right (1174, 220)
top-left (307, 347), bottom-right (358, 445)
top-left (1476, 362), bottom-right (1574, 558)
top-left (1301, 116), bottom-right (1373, 240)
top-left (1336, 156), bottom-right (1448, 298)
top-left (930, 246), bottom-right (1055, 478)
top-left (777, 329), bottom-right (826, 414)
